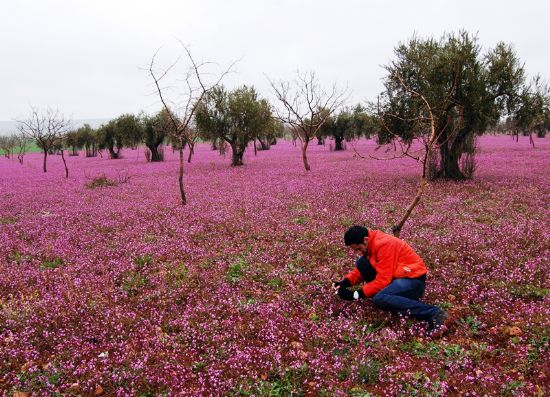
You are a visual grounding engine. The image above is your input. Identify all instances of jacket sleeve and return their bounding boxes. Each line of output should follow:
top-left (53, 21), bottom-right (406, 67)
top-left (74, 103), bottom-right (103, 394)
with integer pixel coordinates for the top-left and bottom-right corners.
top-left (361, 243), bottom-right (396, 297)
top-left (344, 267), bottom-right (363, 286)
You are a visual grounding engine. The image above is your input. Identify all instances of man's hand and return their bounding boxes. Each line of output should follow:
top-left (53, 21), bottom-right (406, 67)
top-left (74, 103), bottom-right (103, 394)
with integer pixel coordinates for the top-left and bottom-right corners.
top-left (332, 278), bottom-right (351, 294)
top-left (337, 287), bottom-right (355, 301)
top-left (337, 287), bottom-right (367, 301)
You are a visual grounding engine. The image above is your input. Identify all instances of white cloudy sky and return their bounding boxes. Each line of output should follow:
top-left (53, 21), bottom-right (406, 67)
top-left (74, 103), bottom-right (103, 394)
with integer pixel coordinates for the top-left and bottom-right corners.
top-left (1, 0), bottom-right (548, 121)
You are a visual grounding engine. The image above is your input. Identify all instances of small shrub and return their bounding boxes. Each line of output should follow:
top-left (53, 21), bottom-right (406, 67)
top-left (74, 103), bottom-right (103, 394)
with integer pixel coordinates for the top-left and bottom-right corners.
top-left (231, 366), bottom-right (307, 396)
top-left (0, 215), bottom-right (17, 225)
top-left (293, 216), bottom-right (309, 225)
top-left (460, 315), bottom-right (482, 334)
top-left (191, 361), bottom-right (207, 373)
top-left (85, 175), bottom-right (117, 189)
top-left (166, 261), bottom-right (189, 287)
top-left (337, 367), bottom-right (351, 381)
top-left (227, 257), bottom-right (247, 284)
top-left (510, 284), bottom-right (549, 300)
top-left (357, 359), bottom-right (381, 385)
top-left (341, 217), bottom-right (354, 227)
top-left (267, 277), bottom-right (284, 290)
top-left (134, 254), bottom-right (153, 270)
top-left (122, 272), bottom-right (149, 296)
top-left (40, 257), bottom-right (63, 270)
top-left (501, 380), bottom-right (526, 397)
top-left (9, 250), bottom-right (25, 263)
top-left (400, 340), bottom-right (440, 358)
top-left (438, 301), bottom-right (453, 310)
top-left (401, 372), bottom-right (446, 397)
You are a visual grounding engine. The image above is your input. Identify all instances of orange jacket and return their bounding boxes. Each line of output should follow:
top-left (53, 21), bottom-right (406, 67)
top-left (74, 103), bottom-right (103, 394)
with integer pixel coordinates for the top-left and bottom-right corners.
top-left (344, 230), bottom-right (427, 297)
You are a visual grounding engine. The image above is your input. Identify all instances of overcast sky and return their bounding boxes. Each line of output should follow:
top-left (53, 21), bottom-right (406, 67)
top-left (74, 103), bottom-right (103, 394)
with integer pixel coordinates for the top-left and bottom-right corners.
top-left (1, 0), bottom-right (548, 122)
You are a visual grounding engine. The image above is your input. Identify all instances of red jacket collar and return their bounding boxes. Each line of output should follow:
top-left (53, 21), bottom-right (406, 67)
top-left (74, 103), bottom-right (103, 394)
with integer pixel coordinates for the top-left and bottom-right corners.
top-left (366, 229), bottom-right (377, 257)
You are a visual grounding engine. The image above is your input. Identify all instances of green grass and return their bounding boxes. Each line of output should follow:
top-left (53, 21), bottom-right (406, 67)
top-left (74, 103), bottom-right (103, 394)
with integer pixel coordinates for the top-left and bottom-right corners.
top-left (227, 256), bottom-right (248, 284)
top-left (40, 257), bottom-right (64, 270)
top-left (509, 284), bottom-right (549, 300)
top-left (25, 141), bottom-right (44, 153)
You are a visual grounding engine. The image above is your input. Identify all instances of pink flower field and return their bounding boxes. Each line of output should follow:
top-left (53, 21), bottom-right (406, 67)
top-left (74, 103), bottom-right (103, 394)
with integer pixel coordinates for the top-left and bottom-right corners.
top-left (1, 135), bottom-right (549, 396)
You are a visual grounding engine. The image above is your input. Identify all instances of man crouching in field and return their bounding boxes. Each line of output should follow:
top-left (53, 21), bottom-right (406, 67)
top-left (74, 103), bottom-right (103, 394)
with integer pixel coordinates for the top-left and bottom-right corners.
top-left (333, 225), bottom-right (448, 337)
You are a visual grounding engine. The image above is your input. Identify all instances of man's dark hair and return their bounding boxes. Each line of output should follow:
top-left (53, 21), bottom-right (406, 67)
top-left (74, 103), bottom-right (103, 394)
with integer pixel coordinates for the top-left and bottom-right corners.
top-left (344, 225), bottom-right (369, 246)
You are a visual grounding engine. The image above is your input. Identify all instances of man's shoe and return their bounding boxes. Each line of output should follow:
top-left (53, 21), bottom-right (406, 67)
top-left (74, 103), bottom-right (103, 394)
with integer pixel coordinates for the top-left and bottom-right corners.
top-left (426, 310), bottom-right (448, 338)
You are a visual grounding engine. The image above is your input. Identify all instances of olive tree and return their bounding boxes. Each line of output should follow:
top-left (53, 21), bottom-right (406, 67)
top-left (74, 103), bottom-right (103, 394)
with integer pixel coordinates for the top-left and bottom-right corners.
top-left (320, 105), bottom-right (378, 151)
top-left (379, 31), bottom-right (526, 181)
top-left (0, 135), bottom-right (16, 159)
top-left (513, 76), bottom-right (549, 143)
top-left (142, 109), bottom-right (176, 162)
top-left (195, 85), bottom-right (274, 166)
top-left (64, 129), bottom-right (82, 156)
top-left (257, 118), bottom-right (284, 151)
top-left (97, 114), bottom-right (142, 159)
top-left (76, 124), bottom-right (99, 157)
top-left (372, 31), bottom-right (542, 237)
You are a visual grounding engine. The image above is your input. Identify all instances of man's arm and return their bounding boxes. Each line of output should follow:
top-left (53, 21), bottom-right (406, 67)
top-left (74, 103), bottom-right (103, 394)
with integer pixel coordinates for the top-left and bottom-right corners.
top-left (361, 243), bottom-right (396, 297)
top-left (333, 267), bottom-right (365, 300)
top-left (343, 267), bottom-right (363, 286)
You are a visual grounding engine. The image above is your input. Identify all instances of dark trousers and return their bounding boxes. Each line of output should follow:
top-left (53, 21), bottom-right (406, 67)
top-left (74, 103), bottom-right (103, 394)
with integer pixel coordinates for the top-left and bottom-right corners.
top-left (357, 256), bottom-right (440, 321)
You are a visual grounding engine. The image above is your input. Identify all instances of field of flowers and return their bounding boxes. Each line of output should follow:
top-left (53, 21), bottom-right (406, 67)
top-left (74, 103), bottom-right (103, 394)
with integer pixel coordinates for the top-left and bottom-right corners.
top-left (1, 135), bottom-right (549, 396)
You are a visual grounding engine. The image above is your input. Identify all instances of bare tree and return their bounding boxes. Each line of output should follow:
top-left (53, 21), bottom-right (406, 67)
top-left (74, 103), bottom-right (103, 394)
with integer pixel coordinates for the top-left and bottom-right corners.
top-left (148, 43), bottom-right (233, 205)
top-left (55, 135), bottom-right (70, 179)
top-left (353, 73), bottom-right (461, 238)
top-left (14, 133), bottom-right (29, 164)
top-left (17, 108), bottom-right (71, 173)
top-left (269, 70), bottom-right (347, 171)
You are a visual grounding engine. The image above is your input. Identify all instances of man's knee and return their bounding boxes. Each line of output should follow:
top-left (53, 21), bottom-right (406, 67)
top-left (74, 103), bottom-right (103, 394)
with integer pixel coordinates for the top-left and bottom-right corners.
top-left (373, 292), bottom-right (392, 310)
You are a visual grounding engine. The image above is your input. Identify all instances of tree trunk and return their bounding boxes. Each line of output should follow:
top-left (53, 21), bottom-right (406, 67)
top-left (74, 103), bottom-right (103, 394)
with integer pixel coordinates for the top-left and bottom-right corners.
top-left (148, 144), bottom-right (162, 162)
top-left (60, 149), bottom-right (69, 178)
top-left (42, 150), bottom-right (48, 172)
top-left (317, 137), bottom-right (325, 145)
top-left (434, 126), bottom-right (474, 181)
top-left (187, 143), bottom-right (194, 163)
top-left (301, 140), bottom-right (311, 171)
top-left (253, 139), bottom-right (257, 156)
top-left (334, 136), bottom-right (345, 151)
top-left (178, 147), bottom-right (186, 205)
top-left (438, 144), bottom-right (464, 180)
top-left (392, 101), bottom-right (437, 238)
top-left (231, 146), bottom-right (244, 166)
top-left (108, 147), bottom-right (120, 159)
top-left (258, 138), bottom-right (270, 150)
top-left (529, 133), bottom-right (535, 148)
top-left (228, 141), bottom-right (245, 166)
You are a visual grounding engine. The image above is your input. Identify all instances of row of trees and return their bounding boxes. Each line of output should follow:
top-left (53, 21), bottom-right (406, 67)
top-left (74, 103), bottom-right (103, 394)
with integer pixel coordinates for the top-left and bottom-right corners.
top-left (0, 134), bottom-right (28, 164)
top-left (3, 32), bottom-right (548, 232)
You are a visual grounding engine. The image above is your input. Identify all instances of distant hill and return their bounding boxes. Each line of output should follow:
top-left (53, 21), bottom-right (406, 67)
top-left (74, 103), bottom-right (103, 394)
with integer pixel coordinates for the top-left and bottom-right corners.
top-left (0, 118), bottom-right (112, 136)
